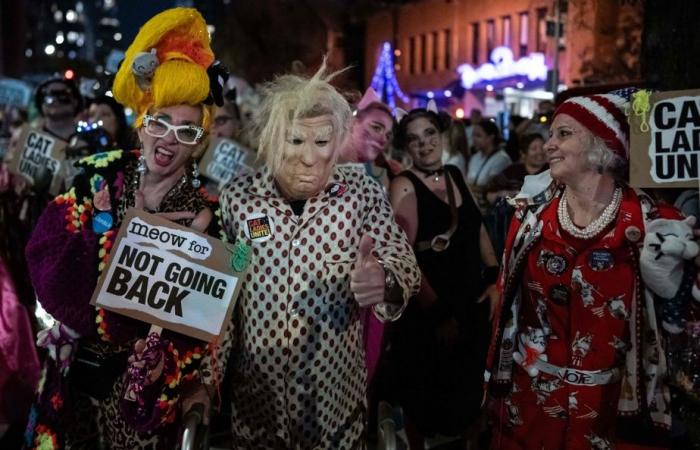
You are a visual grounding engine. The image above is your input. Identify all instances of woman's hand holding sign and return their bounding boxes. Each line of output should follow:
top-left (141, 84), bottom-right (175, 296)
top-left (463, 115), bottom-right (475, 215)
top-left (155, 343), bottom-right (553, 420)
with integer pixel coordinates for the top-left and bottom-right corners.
top-left (134, 186), bottom-right (213, 232)
top-left (124, 331), bottom-right (168, 407)
top-left (129, 337), bottom-right (165, 386)
top-left (122, 185), bottom-right (214, 406)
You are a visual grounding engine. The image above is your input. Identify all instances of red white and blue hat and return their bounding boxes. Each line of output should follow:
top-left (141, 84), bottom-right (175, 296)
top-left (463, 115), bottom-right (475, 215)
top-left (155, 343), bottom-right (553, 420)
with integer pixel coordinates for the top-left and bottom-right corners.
top-left (553, 89), bottom-right (633, 160)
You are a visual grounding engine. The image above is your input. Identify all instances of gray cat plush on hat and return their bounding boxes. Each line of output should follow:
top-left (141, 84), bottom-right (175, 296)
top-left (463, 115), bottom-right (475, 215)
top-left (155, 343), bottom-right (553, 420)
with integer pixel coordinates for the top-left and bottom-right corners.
top-left (131, 48), bottom-right (159, 91)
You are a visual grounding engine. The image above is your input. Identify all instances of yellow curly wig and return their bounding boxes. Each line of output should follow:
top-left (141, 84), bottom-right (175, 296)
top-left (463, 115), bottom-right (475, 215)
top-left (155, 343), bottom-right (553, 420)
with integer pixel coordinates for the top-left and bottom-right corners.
top-left (113, 7), bottom-right (214, 130)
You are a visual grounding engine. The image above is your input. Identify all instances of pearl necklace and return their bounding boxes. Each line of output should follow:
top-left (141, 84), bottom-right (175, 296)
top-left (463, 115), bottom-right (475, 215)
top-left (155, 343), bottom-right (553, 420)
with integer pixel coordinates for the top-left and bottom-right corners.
top-left (557, 187), bottom-right (622, 240)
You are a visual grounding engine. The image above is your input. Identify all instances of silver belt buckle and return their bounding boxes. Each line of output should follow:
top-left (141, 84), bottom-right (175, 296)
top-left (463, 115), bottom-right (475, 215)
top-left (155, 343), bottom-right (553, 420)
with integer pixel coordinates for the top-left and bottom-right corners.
top-left (430, 235), bottom-right (450, 252)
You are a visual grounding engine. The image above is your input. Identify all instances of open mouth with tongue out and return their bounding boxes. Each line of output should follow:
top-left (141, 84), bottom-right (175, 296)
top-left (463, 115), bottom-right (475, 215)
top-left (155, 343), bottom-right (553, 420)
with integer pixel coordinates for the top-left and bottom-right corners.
top-left (154, 146), bottom-right (175, 167)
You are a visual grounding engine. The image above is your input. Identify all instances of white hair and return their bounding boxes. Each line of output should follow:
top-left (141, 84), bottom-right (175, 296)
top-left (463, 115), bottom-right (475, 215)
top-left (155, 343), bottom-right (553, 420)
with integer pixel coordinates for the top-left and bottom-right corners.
top-left (585, 134), bottom-right (628, 182)
top-left (253, 60), bottom-right (351, 176)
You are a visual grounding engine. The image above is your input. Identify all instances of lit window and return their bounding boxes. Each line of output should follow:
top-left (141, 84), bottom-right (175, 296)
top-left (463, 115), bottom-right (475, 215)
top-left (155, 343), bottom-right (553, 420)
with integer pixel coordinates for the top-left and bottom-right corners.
top-left (519, 12), bottom-right (529, 57)
top-left (432, 31), bottom-right (439, 72)
top-left (444, 29), bottom-right (451, 69)
top-left (502, 16), bottom-right (512, 48)
top-left (486, 19), bottom-right (495, 56)
top-left (420, 34), bottom-right (427, 73)
top-left (471, 23), bottom-right (480, 64)
top-left (536, 8), bottom-right (547, 53)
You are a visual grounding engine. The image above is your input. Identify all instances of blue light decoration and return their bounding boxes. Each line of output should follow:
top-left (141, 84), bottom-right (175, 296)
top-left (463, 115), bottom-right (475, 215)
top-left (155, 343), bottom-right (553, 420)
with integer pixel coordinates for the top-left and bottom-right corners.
top-left (370, 42), bottom-right (410, 110)
top-left (457, 46), bottom-right (548, 90)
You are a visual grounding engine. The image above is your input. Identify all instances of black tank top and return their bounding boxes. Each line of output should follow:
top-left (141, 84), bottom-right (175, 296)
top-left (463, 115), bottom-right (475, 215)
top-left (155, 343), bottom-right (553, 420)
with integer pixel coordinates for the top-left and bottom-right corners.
top-left (400, 165), bottom-right (484, 302)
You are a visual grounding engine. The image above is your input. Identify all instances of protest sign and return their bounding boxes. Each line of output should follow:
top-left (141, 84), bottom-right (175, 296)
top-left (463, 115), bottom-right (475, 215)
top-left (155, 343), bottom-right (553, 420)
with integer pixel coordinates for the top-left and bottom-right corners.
top-left (630, 89), bottom-right (700, 188)
top-left (91, 209), bottom-right (242, 342)
top-left (4, 125), bottom-right (66, 194)
top-left (199, 138), bottom-right (258, 186)
top-left (106, 49), bottom-right (126, 74)
top-left (0, 78), bottom-right (32, 108)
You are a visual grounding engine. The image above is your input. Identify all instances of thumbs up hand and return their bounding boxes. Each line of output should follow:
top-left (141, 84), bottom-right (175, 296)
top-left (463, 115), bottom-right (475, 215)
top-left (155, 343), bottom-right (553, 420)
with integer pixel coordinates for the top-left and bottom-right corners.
top-left (350, 235), bottom-right (386, 307)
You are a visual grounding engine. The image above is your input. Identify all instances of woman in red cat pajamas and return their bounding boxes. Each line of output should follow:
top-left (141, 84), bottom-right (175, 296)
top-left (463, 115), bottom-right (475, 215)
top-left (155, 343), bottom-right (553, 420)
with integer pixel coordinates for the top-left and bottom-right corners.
top-left (487, 90), bottom-right (697, 450)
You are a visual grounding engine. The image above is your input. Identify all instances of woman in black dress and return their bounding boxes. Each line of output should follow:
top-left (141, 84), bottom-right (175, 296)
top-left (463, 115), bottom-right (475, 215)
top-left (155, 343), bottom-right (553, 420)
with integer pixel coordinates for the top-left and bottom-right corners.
top-left (388, 104), bottom-right (499, 448)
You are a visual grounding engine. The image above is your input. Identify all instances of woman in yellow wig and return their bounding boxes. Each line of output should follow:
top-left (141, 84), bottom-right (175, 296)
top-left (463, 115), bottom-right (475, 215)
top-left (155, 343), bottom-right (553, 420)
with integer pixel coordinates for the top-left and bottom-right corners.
top-left (23, 8), bottom-right (226, 449)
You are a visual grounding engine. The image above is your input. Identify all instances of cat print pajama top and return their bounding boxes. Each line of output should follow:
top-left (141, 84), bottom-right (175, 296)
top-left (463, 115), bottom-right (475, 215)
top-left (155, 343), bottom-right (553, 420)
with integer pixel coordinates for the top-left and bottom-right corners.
top-left (490, 187), bottom-right (681, 450)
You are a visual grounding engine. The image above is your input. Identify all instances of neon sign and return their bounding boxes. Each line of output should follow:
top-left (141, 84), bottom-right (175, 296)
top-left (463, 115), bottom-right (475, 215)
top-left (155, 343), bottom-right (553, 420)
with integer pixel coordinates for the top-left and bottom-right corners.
top-left (457, 46), bottom-right (548, 89)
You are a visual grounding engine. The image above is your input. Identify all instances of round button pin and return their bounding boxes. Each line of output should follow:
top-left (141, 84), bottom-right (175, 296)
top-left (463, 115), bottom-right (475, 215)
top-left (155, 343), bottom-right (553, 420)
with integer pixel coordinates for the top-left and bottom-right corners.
top-left (549, 284), bottom-right (570, 306)
top-left (588, 249), bottom-right (615, 271)
top-left (545, 255), bottom-right (568, 276)
top-left (92, 212), bottom-right (113, 234)
top-left (625, 226), bottom-right (641, 242)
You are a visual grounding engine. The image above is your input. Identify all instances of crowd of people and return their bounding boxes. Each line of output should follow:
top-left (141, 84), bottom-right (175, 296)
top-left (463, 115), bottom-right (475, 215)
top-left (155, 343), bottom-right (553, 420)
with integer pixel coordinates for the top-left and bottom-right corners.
top-left (0, 6), bottom-right (699, 450)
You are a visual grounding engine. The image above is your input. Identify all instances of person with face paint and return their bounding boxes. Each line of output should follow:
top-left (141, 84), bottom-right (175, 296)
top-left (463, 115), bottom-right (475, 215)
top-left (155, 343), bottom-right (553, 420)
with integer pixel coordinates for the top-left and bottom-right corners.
top-left (486, 91), bottom-right (699, 449)
top-left (192, 61), bottom-right (420, 449)
top-left (388, 103), bottom-right (499, 449)
top-left (23, 8), bottom-right (225, 449)
top-left (338, 87), bottom-right (397, 192)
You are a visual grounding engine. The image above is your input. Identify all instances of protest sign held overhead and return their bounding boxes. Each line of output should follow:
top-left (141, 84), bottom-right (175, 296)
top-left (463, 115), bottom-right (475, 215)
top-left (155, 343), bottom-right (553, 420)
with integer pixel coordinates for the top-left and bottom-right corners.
top-left (91, 209), bottom-right (242, 342)
top-left (198, 137), bottom-right (258, 187)
top-left (4, 125), bottom-right (66, 194)
top-left (630, 89), bottom-right (700, 188)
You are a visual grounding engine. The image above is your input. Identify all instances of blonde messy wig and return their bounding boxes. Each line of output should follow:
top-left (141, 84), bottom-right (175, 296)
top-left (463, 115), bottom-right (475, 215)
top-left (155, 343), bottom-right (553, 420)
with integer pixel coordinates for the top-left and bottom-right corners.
top-left (253, 60), bottom-right (352, 176)
top-left (112, 8), bottom-right (214, 130)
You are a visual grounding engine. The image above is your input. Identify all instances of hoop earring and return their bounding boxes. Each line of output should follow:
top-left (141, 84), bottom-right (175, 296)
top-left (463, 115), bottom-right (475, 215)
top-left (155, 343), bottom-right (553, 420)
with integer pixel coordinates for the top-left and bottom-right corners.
top-left (191, 161), bottom-right (201, 189)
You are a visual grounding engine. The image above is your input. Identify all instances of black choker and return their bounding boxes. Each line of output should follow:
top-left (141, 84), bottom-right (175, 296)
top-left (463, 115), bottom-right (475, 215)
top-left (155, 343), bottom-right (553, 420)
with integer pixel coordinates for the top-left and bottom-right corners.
top-left (414, 165), bottom-right (444, 182)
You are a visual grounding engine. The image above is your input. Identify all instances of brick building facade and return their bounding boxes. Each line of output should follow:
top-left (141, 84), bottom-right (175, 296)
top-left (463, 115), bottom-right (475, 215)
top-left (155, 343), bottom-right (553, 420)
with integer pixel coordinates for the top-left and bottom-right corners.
top-left (365, 0), bottom-right (643, 117)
